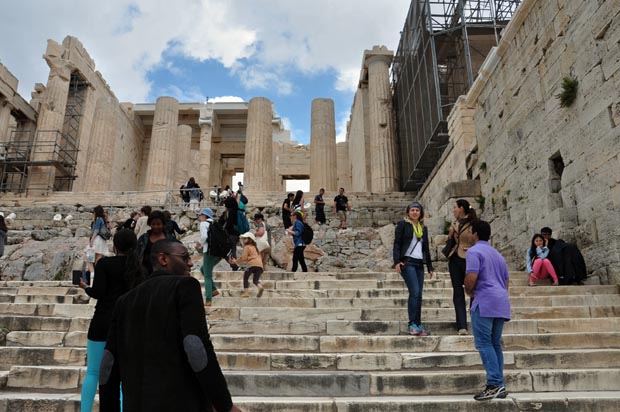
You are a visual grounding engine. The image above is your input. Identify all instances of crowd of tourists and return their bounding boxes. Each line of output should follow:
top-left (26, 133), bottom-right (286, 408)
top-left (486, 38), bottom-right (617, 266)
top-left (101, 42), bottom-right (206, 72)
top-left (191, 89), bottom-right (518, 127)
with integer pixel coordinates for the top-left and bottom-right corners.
top-left (73, 187), bottom-right (592, 408)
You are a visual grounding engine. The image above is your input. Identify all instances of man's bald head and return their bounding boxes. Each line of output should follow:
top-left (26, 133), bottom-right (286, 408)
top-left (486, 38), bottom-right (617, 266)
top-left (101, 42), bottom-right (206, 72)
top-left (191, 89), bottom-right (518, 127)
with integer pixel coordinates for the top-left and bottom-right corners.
top-left (151, 239), bottom-right (192, 276)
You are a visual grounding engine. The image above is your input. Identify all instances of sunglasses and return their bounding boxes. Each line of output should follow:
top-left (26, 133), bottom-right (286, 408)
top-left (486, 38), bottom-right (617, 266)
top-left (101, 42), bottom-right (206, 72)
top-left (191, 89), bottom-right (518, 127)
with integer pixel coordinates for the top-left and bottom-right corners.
top-left (167, 253), bottom-right (191, 263)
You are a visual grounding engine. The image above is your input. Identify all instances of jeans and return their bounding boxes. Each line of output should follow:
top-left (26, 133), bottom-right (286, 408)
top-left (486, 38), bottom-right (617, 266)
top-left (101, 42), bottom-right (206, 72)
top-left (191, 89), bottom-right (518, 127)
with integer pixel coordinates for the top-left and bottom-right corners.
top-left (292, 245), bottom-right (307, 272)
top-left (448, 255), bottom-right (468, 330)
top-left (400, 259), bottom-right (424, 326)
top-left (243, 266), bottom-right (264, 288)
top-left (471, 307), bottom-right (505, 387)
top-left (201, 254), bottom-right (220, 302)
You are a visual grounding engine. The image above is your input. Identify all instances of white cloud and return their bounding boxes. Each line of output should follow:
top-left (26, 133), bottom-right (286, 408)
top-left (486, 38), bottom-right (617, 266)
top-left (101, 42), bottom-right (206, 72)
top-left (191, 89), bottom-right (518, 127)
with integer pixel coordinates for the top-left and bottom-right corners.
top-left (157, 85), bottom-right (205, 103)
top-left (336, 111), bottom-right (350, 143)
top-left (0, 1), bottom-right (410, 101)
top-left (208, 96), bottom-right (245, 103)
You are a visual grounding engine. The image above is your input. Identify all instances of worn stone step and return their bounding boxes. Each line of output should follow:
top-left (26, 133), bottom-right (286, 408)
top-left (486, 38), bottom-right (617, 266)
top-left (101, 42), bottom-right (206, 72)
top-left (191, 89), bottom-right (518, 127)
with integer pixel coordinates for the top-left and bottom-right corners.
top-left (207, 332), bottom-right (620, 353)
top-left (0, 315), bottom-right (89, 333)
top-left (214, 349), bottom-right (620, 371)
top-left (5, 331), bottom-right (86, 348)
top-left (0, 347), bottom-right (85, 368)
top-left (0, 303), bottom-right (94, 318)
top-left (2, 392), bottom-right (620, 412)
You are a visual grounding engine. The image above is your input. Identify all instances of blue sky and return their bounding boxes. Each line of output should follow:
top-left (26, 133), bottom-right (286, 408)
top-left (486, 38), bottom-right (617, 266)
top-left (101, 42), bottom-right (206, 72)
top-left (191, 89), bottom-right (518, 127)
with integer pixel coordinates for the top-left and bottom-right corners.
top-left (1, 0), bottom-right (410, 145)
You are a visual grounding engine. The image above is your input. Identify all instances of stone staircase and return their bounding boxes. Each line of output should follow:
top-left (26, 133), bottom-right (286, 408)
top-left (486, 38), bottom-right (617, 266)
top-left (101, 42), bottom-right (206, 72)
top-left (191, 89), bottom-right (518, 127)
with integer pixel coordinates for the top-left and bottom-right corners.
top-left (1, 271), bottom-right (620, 411)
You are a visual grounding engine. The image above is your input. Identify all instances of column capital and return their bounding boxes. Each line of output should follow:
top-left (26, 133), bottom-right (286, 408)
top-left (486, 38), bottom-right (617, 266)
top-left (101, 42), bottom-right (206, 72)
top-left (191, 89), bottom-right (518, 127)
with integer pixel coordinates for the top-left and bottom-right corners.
top-left (364, 45), bottom-right (393, 68)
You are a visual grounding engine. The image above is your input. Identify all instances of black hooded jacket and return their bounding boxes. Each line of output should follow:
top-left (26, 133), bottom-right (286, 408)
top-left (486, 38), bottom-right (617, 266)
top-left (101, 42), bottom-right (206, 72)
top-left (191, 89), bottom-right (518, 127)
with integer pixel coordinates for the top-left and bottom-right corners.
top-left (99, 271), bottom-right (233, 412)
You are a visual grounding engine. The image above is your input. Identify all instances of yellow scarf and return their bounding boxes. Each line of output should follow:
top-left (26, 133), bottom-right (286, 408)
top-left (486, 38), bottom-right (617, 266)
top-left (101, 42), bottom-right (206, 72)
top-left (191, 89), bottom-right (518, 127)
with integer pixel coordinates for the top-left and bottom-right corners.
top-left (405, 217), bottom-right (423, 239)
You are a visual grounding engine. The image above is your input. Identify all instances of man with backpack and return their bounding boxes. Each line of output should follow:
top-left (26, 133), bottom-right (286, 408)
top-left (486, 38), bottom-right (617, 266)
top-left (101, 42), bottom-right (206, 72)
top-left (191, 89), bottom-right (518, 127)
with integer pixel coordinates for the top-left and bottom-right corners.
top-left (195, 208), bottom-right (227, 306)
top-left (219, 197), bottom-right (243, 271)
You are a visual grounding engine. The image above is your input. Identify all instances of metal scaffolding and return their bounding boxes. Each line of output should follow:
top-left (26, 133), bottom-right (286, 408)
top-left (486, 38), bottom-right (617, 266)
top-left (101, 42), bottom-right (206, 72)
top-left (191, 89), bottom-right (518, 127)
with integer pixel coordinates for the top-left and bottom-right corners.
top-left (0, 72), bottom-right (86, 194)
top-left (392, 0), bottom-right (521, 191)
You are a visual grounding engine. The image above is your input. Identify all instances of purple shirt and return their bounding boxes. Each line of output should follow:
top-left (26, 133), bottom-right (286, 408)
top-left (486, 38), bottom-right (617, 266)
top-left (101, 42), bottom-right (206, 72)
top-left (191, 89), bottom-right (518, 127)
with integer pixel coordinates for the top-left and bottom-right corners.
top-left (466, 241), bottom-right (511, 320)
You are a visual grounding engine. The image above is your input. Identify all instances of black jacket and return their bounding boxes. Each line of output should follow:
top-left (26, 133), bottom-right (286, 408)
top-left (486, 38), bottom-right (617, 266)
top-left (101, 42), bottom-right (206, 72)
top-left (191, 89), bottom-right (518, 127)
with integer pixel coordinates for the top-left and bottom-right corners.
top-left (99, 272), bottom-right (233, 412)
top-left (392, 221), bottom-right (434, 272)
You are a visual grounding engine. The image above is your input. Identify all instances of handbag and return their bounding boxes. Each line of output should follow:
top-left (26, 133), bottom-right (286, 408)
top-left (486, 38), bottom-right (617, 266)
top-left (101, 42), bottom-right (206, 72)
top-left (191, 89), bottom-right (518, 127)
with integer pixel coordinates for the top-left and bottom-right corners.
top-left (99, 223), bottom-right (112, 240)
top-left (441, 236), bottom-right (456, 258)
top-left (256, 235), bottom-right (270, 252)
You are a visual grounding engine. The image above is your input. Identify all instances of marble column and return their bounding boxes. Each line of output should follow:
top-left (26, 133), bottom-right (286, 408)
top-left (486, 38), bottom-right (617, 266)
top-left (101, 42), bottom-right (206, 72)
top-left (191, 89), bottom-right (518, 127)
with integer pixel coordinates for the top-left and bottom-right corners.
top-left (199, 122), bottom-right (213, 187)
top-left (0, 99), bottom-right (13, 145)
top-left (175, 125), bottom-right (193, 187)
top-left (143, 96), bottom-right (179, 191)
top-left (244, 97), bottom-right (274, 191)
top-left (83, 97), bottom-right (117, 190)
top-left (310, 98), bottom-right (337, 192)
top-left (221, 169), bottom-right (234, 190)
top-left (366, 47), bottom-right (398, 192)
top-left (28, 60), bottom-right (73, 193)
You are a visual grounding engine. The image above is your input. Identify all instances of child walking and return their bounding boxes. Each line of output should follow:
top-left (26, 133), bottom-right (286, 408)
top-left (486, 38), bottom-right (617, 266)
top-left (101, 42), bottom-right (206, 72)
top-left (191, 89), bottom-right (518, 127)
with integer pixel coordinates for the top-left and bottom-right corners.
top-left (230, 232), bottom-right (264, 298)
top-left (526, 233), bottom-right (559, 286)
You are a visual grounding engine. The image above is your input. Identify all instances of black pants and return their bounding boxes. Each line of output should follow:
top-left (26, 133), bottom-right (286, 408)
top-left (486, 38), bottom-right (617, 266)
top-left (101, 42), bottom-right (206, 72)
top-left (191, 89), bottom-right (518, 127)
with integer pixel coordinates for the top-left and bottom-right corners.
top-left (292, 245), bottom-right (307, 272)
top-left (243, 266), bottom-right (264, 288)
top-left (315, 207), bottom-right (326, 224)
top-left (448, 254), bottom-right (468, 330)
top-left (283, 214), bottom-right (292, 229)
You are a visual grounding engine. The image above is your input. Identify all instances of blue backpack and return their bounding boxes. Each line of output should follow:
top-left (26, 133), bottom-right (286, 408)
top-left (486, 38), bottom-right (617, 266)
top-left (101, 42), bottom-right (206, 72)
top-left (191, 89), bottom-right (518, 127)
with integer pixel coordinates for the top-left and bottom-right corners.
top-left (235, 210), bottom-right (250, 234)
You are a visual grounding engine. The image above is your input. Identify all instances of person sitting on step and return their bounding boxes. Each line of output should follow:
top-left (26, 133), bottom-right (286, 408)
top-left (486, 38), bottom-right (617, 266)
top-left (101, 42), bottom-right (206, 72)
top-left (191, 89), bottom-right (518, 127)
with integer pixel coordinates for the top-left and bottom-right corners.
top-left (526, 233), bottom-right (559, 286)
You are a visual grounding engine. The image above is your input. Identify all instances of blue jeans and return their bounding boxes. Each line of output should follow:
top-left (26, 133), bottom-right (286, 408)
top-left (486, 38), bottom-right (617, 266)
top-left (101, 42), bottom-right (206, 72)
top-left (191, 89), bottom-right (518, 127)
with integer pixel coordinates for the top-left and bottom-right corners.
top-left (471, 307), bottom-right (505, 386)
top-left (400, 259), bottom-right (424, 326)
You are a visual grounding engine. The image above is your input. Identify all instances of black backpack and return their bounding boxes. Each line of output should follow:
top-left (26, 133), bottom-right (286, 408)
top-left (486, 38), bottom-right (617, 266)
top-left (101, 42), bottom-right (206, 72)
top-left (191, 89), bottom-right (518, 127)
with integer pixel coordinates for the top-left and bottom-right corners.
top-left (207, 221), bottom-right (233, 258)
top-left (240, 193), bottom-right (248, 204)
top-left (301, 222), bottom-right (313, 244)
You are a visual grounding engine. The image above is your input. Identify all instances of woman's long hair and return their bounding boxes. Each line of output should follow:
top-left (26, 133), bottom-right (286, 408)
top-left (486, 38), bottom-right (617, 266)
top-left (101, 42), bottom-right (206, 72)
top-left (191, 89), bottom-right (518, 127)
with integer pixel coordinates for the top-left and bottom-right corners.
top-left (93, 205), bottom-right (105, 219)
top-left (293, 190), bottom-right (304, 207)
top-left (0, 216), bottom-right (7, 232)
top-left (456, 199), bottom-right (477, 223)
top-left (113, 229), bottom-right (144, 288)
top-left (529, 233), bottom-right (545, 262)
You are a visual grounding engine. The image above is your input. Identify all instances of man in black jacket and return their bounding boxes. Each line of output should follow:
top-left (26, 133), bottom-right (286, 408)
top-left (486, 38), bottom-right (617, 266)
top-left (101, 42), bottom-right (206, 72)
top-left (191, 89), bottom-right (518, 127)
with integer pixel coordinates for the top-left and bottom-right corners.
top-left (99, 239), bottom-right (241, 412)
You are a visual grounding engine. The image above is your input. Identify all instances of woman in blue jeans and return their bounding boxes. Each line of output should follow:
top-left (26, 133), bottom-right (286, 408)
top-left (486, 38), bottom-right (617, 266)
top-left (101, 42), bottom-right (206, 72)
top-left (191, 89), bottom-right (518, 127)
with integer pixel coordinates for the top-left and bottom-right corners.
top-left (393, 202), bottom-right (435, 336)
top-left (79, 229), bottom-right (144, 411)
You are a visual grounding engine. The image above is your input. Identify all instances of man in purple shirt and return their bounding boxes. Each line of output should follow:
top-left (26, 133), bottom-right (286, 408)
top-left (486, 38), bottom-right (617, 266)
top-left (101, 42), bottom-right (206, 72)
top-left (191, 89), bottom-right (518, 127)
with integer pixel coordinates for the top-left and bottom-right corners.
top-left (464, 220), bottom-right (511, 401)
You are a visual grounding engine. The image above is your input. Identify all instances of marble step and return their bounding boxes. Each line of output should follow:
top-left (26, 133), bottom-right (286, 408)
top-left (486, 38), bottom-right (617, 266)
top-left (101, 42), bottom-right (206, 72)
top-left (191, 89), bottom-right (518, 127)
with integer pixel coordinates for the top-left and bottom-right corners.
top-left (5, 365), bottom-right (620, 396)
top-left (2, 392), bottom-right (620, 412)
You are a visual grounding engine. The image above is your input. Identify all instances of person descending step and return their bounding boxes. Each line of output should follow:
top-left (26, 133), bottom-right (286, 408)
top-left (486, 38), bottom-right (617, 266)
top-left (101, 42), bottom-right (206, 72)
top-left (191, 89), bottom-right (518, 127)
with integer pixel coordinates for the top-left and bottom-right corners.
top-left (230, 232), bottom-right (264, 298)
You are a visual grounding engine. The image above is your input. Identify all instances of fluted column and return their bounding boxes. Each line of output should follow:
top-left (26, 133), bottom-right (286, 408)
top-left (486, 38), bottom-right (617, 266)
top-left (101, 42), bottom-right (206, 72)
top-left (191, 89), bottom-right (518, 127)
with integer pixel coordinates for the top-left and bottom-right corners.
top-left (28, 54), bottom-right (73, 193)
top-left (310, 98), bottom-right (337, 192)
top-left (244, 97), bottom-right (274, 191)
top-left (199, 122), bottom-right (213, 187)
top-left (366, 47), bottom-right (398, 192)
top-left (83, 97), bottom-right (117, 190)
top-left (175, 125), bottom-right (193, 187)
top-left (144, 96), bottom-right (179, 190)
top-left (0, 99), bottom-right (13, 145)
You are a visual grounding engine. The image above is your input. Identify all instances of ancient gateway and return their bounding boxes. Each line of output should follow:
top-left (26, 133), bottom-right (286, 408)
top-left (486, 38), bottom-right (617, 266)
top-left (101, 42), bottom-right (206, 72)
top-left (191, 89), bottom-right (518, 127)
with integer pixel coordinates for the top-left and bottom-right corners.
top-left (0, 38), bottom-right (399, 195)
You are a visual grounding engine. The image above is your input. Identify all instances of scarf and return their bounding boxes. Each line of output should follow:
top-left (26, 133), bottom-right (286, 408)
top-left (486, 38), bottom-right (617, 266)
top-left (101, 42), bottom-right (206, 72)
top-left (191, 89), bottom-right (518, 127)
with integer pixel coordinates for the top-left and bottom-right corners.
top-left (405, 217), bottom-right (423, 239)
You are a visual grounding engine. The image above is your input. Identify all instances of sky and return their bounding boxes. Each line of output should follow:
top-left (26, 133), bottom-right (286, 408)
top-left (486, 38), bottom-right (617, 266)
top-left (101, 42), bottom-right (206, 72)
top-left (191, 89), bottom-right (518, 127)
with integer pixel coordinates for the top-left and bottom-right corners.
top-left (0, 0), bottom-right (410, 147)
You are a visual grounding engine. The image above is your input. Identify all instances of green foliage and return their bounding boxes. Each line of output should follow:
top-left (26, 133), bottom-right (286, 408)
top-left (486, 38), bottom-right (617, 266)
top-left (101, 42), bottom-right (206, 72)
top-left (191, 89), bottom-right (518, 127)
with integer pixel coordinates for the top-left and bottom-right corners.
top-left (480, 162), bottom-right (487, 171)
top-left (443, 219), bottom-right (452, 235)
top-left (475, 195), bottom-right (486, 213)
top-left (558, 76), bottom-right (578, 108)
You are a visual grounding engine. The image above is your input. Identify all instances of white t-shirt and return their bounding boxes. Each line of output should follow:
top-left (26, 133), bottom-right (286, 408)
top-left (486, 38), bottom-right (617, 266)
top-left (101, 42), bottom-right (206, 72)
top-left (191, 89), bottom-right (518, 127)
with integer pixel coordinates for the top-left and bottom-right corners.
top-left (405, 236), bottom-right (423, 260)
top-left (199, 219), bottom-right (213, 253)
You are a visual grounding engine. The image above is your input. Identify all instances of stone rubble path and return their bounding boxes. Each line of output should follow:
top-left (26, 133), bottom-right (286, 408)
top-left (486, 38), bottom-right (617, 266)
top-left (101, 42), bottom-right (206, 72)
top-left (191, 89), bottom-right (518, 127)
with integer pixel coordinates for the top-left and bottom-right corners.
top-left (1, 271), bottom-right (620, 411)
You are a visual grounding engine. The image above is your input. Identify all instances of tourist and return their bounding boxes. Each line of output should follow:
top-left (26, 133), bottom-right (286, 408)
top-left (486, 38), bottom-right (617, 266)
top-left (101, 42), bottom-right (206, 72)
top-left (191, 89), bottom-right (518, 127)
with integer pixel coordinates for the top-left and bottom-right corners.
top-left (136, 210), bottom-right (172, 275)
top-left (287, 210), bottom-right (308, 272)
top-left (540, 227), bottom-right (587, 284)
top-left (209, 185), bottom-right (219, 205)
top-left (237, 188), bottom-right (248, 211)
top-left (219, 197), bottom-right (241, 271)
top-left (333, 187), bottom-right (351, 229)
top-left (79, 229), bottom-right (143, 412)
top-left (179, 184), bottom-right (190, 207)
top-left (253, 213), bottom-right (271, 269)
top-left (195, 207), bottom-right (220, 307)
top-left (98, 239), bottom-right (241, 412)
top-left (134, 205), bottom-right (152, 238)
top-left (446, 199), bottom-right (477, 335)
top-left (464, 220), bottom-right (511, 401)
top-left (163, 210), bottom-right (186, 240)
top-left (282, 192), bottom-right (294, 229)
top-left (186, 177), bottom-right (203, 212)
top-left (0, 215), bottom-right (7, 258)
top-left (122, 211), bottom-right (139, 231)
top-left (230, 232), bottom-right (264, 298)
top-left (88, 205), bottom-right (110, 276)
top-left (292, 190), bottom-right (305, 211)
top-left (314, 188), bottom-right (326, 225)
top-left (526, 233), bottom-right (559, 286)
top-left (392, 201), bottom-right (434, 336)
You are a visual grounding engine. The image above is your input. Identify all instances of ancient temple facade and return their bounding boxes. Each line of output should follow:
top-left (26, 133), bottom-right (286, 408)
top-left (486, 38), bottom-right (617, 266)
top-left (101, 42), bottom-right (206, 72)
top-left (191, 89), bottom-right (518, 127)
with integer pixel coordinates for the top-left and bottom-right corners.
top-left (0, 36), bottom-right (403, 196)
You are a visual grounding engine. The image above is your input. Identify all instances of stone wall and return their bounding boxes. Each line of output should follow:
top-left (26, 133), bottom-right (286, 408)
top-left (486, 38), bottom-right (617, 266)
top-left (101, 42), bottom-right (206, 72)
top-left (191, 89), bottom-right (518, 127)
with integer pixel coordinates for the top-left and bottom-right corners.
top-left (417, 0), bottom-right (620, 284)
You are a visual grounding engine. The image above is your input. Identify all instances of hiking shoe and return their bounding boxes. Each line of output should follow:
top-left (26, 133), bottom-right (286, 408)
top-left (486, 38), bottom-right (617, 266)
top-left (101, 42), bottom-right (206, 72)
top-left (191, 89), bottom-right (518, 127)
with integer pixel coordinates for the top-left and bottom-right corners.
top-left (212, 290), bottom-right (220, 297)
top-left (408, 324), bottom-right (421, 336)
top-left (256, 285), bottom-right (264, 298)
top-left (458, 328), bottom-right (468, 336)
top-left (473, 385), bottom-right (508, 401)
top-left (417, 325), bottom-right (431, 336)
top-left (240, 291), bottom-right (250, 298)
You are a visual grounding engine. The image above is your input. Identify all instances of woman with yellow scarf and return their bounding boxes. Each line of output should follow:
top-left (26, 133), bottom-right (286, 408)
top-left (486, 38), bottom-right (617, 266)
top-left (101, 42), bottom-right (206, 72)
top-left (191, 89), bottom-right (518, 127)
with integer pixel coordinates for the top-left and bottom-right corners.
top-left (393, 201), bottom-right (435, 336)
